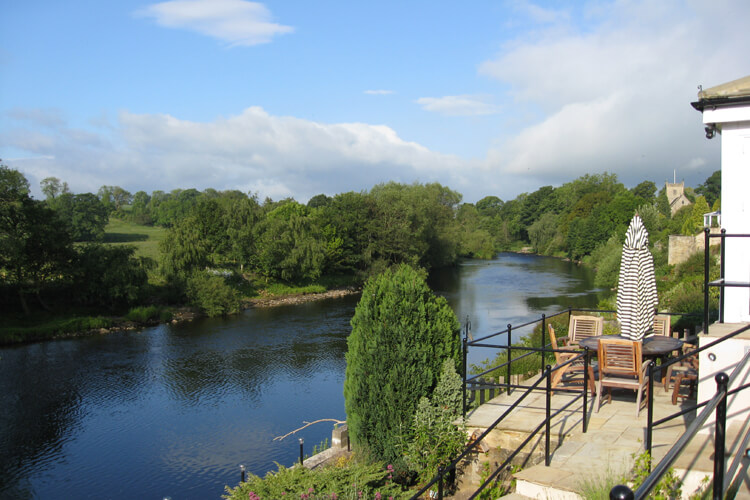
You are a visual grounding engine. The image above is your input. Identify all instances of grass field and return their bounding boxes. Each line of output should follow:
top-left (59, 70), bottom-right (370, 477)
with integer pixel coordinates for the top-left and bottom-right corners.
top-left (103, 218), bottom-right (167, 261)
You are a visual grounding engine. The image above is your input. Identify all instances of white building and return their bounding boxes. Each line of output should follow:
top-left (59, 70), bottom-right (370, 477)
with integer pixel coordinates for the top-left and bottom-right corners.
top-left (692, 75), bottom-right (750, 323)
top-left (691, 75), bottom-right (750, 431)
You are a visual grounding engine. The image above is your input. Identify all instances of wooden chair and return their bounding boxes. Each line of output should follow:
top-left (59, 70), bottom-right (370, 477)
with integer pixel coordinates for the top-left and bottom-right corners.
top-left (664, 346), bottom-right (699, 404)
top-left (595, 338), bottom-right (649, 416)
top-left (652, 315), bottom-right (671, 336)
top-left (548, 324), bottom-right (596, 395)
top-left (567, 315), bottom-right (604, 347)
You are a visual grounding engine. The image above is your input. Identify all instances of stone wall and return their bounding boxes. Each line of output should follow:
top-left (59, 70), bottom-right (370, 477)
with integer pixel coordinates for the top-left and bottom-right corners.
top-left (668, 228), bottom-right (721, 266)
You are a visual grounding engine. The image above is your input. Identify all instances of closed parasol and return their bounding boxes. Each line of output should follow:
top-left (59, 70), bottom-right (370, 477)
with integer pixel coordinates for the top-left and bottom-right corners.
top-left (617, 214), bottom-right (658, 341)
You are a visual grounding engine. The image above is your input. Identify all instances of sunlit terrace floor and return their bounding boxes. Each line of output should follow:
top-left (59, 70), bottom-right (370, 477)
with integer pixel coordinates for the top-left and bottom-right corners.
top-left (458, 382), bottom-right (750, 499)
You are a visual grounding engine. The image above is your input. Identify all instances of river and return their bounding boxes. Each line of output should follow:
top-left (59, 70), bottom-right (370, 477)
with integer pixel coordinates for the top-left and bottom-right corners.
top-left (0, 253), bottom-right (604, 499)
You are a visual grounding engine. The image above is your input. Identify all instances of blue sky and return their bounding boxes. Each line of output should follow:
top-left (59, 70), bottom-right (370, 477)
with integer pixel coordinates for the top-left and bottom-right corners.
top-left (1, 0), bottom-right (748, 203)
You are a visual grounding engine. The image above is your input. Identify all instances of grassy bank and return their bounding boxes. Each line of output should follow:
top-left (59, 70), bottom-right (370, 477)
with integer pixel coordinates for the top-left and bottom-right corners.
top-left (103, 218), bottom-right (167, 261)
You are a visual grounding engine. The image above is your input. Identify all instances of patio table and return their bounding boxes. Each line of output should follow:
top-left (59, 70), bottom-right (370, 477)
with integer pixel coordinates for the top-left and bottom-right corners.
top-left (577, 334), bottom-right (684, 359)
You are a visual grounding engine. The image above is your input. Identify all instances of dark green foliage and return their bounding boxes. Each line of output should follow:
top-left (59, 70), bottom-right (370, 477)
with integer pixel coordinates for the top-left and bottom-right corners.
top-left (476, 195), bottom-right (504, 217)
top-left (405, 359), bottom-right (466, 485)
top-left (186, 271), bottom-right (241, 317)
top-left (71, 244), bottom-right (149, 309)
top-left (49, 192), bottom-right (110, 241)
top-left (307, 193), bottom-right (332, 208)
top-left (255, 211), bottom-right (326, 281)
top-left (0, 316), bottom-right (113, 344)
top-left (631, 180), bottom-right (657, 202)
top-left (695, 170), bottom-right (720, 207)
top-left (344, 264), bottom-right (461, 465)
top-left (0, 173), bottom-right (74, 314)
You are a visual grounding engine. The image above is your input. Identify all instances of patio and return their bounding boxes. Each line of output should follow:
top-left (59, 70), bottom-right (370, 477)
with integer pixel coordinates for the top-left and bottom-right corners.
top-left (457, 381), bottom-right (750, 499)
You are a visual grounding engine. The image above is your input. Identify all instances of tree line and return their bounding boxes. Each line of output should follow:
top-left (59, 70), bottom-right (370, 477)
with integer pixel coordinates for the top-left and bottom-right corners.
top-left (1, 162), bottom-right (720, 321)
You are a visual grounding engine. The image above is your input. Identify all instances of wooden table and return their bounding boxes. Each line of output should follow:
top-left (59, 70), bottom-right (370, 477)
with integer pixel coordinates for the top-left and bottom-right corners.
top-left (578, 334), bottom-right (684, 359)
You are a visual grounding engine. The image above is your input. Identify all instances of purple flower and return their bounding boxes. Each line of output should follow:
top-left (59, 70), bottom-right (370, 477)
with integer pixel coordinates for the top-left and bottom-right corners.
top-left (375, 493), bottom-right (382, 500)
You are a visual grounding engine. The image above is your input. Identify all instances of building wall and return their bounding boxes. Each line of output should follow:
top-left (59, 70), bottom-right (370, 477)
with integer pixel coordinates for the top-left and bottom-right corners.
top-left (697, 326), bottom-right (750, 432)
top-left (703, 107), bottom-right (750, 323)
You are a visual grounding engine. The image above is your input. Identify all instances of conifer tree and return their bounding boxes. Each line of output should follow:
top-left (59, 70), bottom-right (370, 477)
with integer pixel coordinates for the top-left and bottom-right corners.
top-left (343, 264), bottom-right (461, 466)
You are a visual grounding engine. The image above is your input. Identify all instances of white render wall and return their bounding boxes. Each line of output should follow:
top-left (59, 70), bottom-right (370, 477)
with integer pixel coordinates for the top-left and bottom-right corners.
top-left (702, 106), bottom-right (750, 322)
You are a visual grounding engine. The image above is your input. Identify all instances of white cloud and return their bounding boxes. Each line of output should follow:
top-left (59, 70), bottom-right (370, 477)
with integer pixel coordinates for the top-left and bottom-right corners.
top-left (3, 107), bottom-right (474, 202)
top-left (364, 90), bottom-right (394, 95)
top-left (135, 0), bottom-right (293, 46)
top-left (416, 95), bottom-right (499, 116)
top-left (479, 0), bottom-right (749, 189)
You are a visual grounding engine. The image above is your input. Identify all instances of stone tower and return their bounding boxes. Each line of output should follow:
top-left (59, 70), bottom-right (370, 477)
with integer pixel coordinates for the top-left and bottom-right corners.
top-left (665, 181), bottom-right (692, 215)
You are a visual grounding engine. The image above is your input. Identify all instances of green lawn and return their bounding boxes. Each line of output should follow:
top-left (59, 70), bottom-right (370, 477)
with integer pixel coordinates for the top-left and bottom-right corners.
top-left (103, 218), bottom-right (167, 261)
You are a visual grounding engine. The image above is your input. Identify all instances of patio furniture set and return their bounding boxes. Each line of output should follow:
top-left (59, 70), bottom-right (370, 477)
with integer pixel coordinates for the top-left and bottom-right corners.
top-left (548, 315), bottom-right (697, 416)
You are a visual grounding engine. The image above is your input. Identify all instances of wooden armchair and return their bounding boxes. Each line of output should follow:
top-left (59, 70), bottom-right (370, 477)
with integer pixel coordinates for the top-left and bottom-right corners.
top-left (652, 315), bottom-right (671, 336)
top-left (567, 315), bottom-right (604, 347)
top-left (595, 338), bottom-right (649, 416)
top-left (548, 324), bottom-right (596, 395)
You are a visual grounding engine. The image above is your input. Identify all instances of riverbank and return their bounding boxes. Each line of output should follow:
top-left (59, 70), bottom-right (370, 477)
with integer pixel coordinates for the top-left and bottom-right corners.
top-left (0, 286), bottom-right (362, 346)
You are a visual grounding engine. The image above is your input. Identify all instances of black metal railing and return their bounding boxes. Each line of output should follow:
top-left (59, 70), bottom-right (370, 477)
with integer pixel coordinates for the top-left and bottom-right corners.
top-left (414, 308), bottom-right (702, 500)
top-left (703, 228), bottom-right (750, 333)
top-left (411, 353), bottom-right (590, 500)
top-left (464, 308), bottom-right (698, 415)
top-left (613, 324), bottom-right (750, 500)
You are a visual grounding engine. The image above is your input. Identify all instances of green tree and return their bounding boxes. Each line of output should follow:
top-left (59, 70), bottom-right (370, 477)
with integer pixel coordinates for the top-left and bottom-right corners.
top-left (255, 210), bottom-right (325, 282)
top-left (528, 212), bottom-right (559, 254)
top-left (1, 166), bottom-right (74, 314)
top-left (71, 244), bottom-right (149, 309)
top-left (40, 176), bottom-right (69, 200)
top-left (695, 170), bottom-right (720, 207)
top-left (343, 264), bottom-right (461, 465)
top-left (681, 196), bottom-right (710, 235)
top-left (631, 180), bottom-right (656, 202)
top-left (186, 270), bottom-right (241, 317)
top-left (51, 192), bottom-right (109, 241)
top-left (475, 195), bottom-right (503, 217)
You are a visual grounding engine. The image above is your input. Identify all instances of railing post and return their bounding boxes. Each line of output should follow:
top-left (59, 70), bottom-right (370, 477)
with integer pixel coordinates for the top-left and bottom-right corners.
top-left (507, 323), bottom-right (512, 395)
top-left (720, 229), bottom-right (726, 323)
top-left (437, 466), bottom-right (444, 500)
top-left (583, 347), bottom-right (589, 433)
top-left (545, 364), bottom-right (552, 466)
top-left (541, 313), bottom-right (547, 374)
top-left (462, 335), bottom-right (468, 417)
top-left (610, 484), bottom-right (635, 500)
top-left (704, 227), bottom-right (710, 335)
top-left (713, 372), bottom-right (729, 500)
top-left (646, 361), bottom-right (654, 467)
top-left (240, 464), bottom-right (246, 483)
top-left (299, 438), bottom-right (304, 466)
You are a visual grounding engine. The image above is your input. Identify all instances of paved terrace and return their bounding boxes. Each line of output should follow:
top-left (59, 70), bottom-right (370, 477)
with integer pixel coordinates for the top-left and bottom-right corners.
top-left (457, 383), bottom-right (750, 499)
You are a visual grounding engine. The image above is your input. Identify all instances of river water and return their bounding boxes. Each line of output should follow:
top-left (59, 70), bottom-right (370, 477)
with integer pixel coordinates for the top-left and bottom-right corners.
top-left (0, 253), bottom-right (604, 499)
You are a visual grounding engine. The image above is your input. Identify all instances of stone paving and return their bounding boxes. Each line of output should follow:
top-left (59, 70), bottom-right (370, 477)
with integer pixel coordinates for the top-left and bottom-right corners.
top-left (460, 383), bottom-right (749, 499)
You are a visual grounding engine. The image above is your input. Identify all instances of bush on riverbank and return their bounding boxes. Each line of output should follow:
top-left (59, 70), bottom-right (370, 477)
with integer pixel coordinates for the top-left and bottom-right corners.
top-left (223, 460), bottom-right (408, 500)
top-left (0, 315), bottom-right (113, 344)
top-left (124, 305), bottom-right (172, 323)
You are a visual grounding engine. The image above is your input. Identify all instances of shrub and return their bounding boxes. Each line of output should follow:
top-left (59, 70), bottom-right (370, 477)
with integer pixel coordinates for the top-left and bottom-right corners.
top-left (404, 359), bottom-right (466, 486)
top-left (186, 271), bottom-right (241, 317)
top-left (125, 305), bottom-right (172, 323)
top-left (344, 264), bottom-right (461, 466)
top-left (223, 461), bottom-right (407, 500)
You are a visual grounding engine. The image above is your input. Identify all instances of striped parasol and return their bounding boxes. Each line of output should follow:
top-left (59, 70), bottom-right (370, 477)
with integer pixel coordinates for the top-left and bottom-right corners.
top-left (617, 214), bottom-right (658, 341)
